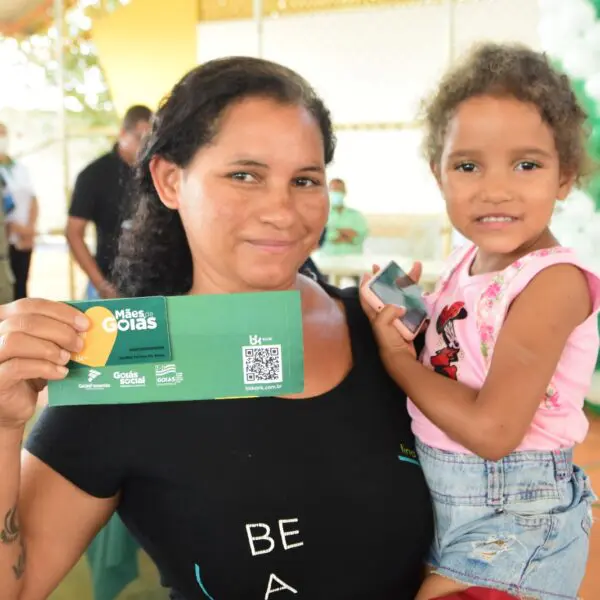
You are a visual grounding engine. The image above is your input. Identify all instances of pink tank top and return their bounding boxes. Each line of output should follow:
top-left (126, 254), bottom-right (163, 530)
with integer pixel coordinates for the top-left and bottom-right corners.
top-left (408, 244), bottom-right (600, 453)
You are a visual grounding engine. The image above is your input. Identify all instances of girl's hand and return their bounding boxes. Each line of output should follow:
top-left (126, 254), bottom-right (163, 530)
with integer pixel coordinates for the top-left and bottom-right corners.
top-left (359, 262), bottom-right (423, 360)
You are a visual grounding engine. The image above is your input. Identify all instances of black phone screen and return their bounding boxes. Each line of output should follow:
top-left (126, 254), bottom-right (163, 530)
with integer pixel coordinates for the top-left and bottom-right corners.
top-left (369, 261), bottom-right (428, 333)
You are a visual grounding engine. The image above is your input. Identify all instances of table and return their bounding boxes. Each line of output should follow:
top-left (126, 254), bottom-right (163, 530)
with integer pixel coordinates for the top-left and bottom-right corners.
top-left (311, 251), bottom-right (445, 291)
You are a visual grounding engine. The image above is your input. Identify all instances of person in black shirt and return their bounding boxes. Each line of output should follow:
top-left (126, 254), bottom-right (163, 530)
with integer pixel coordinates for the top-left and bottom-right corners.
top-left (66, 105), bottom-right (152, 299)
top-left (0, 58), bottom-right (433, 600)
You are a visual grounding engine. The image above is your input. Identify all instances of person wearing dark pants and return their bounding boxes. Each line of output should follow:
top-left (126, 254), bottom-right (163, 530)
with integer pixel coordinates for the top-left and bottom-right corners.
top-left (8, 245), bottom-right (31, 300)
top-left (0, 122), bottom-right (38, 300)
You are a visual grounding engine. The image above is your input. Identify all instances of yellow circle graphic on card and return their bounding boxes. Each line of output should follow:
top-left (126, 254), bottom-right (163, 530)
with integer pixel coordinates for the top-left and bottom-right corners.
top-left (72, 306), bottom-right (118, 367)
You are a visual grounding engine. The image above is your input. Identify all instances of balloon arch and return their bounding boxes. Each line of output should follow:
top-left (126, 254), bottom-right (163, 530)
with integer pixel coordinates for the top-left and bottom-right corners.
top-left (538, 0), bottom-right (600, 407)
top-left (539, 0), bottom-right (600, 207)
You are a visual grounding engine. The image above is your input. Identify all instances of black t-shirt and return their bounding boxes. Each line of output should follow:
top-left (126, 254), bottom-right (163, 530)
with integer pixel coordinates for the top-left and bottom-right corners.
top-left (69, 146), bottom-right (132, 279)
top-left (26, 286), bottom-right (433, 599)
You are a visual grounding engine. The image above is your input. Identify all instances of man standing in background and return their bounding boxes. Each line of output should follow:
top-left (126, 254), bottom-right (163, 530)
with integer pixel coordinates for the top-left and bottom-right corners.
top-left (321, 178), bottom-right (368, 256)
top-left (0, 122), bottom-right (38, 300)
top-left (66, 105), bottom-right (152, 299)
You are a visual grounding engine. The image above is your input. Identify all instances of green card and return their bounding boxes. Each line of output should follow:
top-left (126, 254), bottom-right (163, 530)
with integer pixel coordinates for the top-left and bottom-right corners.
top-left (67, 297), bottom-right (171, 368)
top-left (48, 290), bottom-right (304, 406)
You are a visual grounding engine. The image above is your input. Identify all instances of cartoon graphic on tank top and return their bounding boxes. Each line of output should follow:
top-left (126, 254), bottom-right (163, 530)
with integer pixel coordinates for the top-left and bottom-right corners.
top-left (426, 243), bottom-right (575, 407)
top-left (429, 301), bottom-right (468, 380)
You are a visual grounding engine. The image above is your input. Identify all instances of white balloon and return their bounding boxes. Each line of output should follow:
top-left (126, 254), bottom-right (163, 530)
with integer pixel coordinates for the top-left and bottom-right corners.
top-left (562, 0), bottom-right (597, 32)
top-left (541, 0), bottom-right (596, 42)
top-left (538, 0), bottom-right (566, 12)
top-left (584, 22), bottom-right (600, 55)
top-left (538, 17), bottom-right (585, 57)
top-left (586, 73), bottom-right (600, 101)
top-left (563, 44), bottom-right (599, 78)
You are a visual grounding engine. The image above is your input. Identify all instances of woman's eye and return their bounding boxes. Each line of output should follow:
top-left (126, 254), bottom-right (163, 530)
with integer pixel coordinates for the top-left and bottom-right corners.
top-left (294, 177), bottom-right (320, 188)
top-left (516, 161), bottom-right (540, 171)
top-left (455, 162), bottom-right (477, 173)
top-left (229, 172), bottom-right (257, 183)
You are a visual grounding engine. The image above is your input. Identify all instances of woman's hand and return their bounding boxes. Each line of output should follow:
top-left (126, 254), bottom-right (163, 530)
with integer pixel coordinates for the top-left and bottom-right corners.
top-left (359, 262), bottom-right (423, 361)
top-left (0, 298), bottom-right (89, 429)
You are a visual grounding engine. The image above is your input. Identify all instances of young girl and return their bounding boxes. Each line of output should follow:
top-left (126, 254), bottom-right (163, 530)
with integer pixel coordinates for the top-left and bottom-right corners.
top-left (363, 43), bottom-right (600, 600)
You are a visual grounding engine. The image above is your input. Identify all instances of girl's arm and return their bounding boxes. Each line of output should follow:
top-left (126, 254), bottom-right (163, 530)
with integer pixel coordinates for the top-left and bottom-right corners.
top-left (372, 264), bottom-right (592, 460)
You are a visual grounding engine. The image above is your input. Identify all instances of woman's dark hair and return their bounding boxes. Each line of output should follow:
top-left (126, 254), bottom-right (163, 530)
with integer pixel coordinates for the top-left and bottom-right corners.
top-left (422, 42), bottom-right (590, 180)
top-left (113, 56), bottom-right (336, 297)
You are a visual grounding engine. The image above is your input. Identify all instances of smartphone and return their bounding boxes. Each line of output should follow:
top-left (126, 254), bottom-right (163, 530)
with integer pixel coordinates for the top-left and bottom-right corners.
top-left (361, 260), bottom-right (428, 340)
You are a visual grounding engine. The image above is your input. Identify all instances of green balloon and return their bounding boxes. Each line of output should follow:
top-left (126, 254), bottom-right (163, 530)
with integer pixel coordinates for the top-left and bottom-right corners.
top-left (588, 124), bottom-right (600, 159)
top-left (590, 0), bottom-right (600, 18)
top-left (572, 80), bottom-right (600, 120)
top-left (587, 175), bottom-right (600, 208)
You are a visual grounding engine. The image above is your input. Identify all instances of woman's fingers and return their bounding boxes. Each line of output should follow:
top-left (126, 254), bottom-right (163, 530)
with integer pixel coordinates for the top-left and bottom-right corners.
top-left (0, 331), bottom-right (73, 366)
top-left (0, 358), bottom-right (68, 391)
top-left (0, 314), bottom-right (85, 355)
top-left (0, 298), bottom-right (89, 331)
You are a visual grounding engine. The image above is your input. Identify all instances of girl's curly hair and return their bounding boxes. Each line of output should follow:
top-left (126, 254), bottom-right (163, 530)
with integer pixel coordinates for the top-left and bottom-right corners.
top-left (113, 57), bottom-right (336, 298)
top-left (422, 42), bottom-right (590, 180)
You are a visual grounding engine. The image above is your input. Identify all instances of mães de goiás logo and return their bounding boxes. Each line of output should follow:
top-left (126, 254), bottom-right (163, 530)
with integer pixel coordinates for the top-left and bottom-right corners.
top-left (102, 308), bottom-right (158, 332)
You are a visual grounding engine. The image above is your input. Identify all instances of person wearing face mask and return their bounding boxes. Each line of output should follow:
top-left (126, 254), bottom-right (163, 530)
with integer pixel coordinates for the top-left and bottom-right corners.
top-left (321, 178), bottom-right (368, 256)
top-left (0, 122), bottom-right (39, 300)
top-left (66, 105), bottom-right (152, 299)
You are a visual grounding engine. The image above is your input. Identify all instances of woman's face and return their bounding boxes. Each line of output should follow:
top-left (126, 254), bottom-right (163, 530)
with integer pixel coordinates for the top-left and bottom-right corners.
top-left (155, 97), bottom-right (329, 293)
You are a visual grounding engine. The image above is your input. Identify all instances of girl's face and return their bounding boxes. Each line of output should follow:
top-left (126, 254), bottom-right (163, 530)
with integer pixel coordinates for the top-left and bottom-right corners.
top-left (434, 95), bottom-right (574, 260)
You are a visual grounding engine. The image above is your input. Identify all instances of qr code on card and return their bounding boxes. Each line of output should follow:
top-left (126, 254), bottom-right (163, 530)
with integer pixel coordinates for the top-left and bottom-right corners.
top-left (242, 344), bottom-right (283, 385)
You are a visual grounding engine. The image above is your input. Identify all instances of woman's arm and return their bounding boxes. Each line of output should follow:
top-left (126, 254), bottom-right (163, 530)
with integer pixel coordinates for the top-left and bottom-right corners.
top-left (0, 450), bottom-right (117, 600)
top-left (0, 427), bottom-right (25, 600)
top-left (0, 297), bottom-right (118, 599)
top-left (374, 264), bottom-right (592, 460)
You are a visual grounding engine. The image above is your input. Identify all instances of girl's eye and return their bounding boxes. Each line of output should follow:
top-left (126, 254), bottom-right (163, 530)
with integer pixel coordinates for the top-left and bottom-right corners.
top-left (229, 172), bottom-right (257, 183)
top-left (455, 162), bottom-right (477, 173)
top-left (516, 161), bottom-right (540, 171)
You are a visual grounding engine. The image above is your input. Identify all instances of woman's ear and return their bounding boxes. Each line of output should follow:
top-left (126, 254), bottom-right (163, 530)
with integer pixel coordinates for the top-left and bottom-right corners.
top-left (149, 156), bottom-right (181, 209)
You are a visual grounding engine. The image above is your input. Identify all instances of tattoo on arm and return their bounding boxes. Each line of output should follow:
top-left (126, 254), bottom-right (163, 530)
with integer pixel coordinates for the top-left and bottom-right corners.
top-left (0, 507), bottom-right (18, 544)
top-left (13, 537), bottom-right (25, 579)
top-left (1, 506), bottom-right (26, 579)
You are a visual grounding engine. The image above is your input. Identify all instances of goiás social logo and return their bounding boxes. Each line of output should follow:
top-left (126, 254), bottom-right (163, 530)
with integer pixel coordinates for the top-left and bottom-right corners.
top-left (113, 370), bottom-right (146, 387)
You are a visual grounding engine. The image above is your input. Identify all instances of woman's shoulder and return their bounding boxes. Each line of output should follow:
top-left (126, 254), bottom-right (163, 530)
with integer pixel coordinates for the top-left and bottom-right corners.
top-left (318, 281), bottom-right (365, 326)
top-left (319, 280), bottom-right (360, 304)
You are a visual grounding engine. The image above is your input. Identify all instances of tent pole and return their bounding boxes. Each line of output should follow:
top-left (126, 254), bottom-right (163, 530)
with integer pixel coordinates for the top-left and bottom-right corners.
top-left (253, 0), bottom-right (264, 57)
top-left (54, 0), bottom-right (75, 299)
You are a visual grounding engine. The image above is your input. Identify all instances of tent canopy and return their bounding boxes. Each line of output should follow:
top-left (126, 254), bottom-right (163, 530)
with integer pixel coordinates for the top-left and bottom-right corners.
top-left (0, 0), bottom-right (74, 37)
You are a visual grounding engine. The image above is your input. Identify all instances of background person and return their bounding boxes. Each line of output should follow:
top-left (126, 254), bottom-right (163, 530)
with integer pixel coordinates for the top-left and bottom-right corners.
top-left (66, 105), bottom-right (152, 299)
top-left (321, 178), bottom-right (368, 256)
top-left (0, 122), bottom-right (38, 300)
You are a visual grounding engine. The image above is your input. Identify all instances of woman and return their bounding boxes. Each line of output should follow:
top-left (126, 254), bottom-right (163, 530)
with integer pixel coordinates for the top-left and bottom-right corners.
top-left (0, 57), bottom-right (432, 599)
